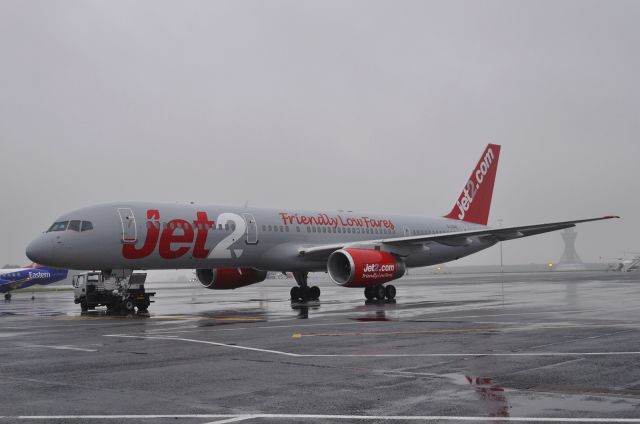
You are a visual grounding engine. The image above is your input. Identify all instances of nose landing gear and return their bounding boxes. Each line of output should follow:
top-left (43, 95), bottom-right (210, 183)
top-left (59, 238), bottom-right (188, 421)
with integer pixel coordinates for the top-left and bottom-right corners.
top-left (364, 284), bottom-right (396, 301)
top-left (290, 271), bottom-right (321, 302)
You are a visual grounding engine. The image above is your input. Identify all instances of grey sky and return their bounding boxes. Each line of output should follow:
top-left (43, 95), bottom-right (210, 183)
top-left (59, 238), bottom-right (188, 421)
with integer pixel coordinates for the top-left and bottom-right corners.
top-left (1, 0), bottom-right (638, 267)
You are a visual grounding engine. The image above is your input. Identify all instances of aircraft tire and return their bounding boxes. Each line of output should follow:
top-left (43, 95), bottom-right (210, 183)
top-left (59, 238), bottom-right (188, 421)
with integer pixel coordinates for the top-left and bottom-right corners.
top-left (4, 293), bottom-right (12, 301)
top-left (374, 285), bottom-right (386, 300)
top-left (290, 286), bottom-right (300, 301)
top-left (364, 286), bottom-right (375, 300)
top-left (385, 285), bottom-right (396, 300)
top-left (80, 299), bottom-right (89, 312)
top-left (310, 286), bottom-right (321, 300)
top-left (124, 299), bottom-right (136, 313)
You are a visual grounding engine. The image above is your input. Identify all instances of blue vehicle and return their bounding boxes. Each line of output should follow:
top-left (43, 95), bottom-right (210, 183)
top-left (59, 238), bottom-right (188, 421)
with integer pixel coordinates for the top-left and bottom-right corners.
top-left (0, 264), bottom-right (68, 300)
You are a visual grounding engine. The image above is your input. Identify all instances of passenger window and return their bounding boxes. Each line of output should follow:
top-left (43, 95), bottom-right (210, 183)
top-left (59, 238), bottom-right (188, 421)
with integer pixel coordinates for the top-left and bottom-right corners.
top-left (68, 220), bottom-right (81, 232)
top-left (224, 224), bottom-right (229, 231)
top-left (274, 226), bottom-right (279, 232)
top-left (306, 226), bottom-right (310, 232)
top-left (268, 225), bottom-right (272, 231)
top-left (286, 226), bottom-right (290, 232)
top-left (262, 225), bottom-right (266, 231)
top-left (280, 226), bottom-right (284, 232)
top-left (322, 227), bottom-right (326, 233)
top-left (296, 226), bottom-right (300, 232)
top-left (313, 227), bottom-right (317, 233)
top-left (48, 221), bottom-right (69, 232)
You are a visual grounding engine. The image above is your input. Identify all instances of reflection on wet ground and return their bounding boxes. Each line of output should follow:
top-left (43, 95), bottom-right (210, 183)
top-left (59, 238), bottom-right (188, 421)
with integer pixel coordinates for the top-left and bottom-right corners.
top-left (1, 271), bottom-right (640, 422)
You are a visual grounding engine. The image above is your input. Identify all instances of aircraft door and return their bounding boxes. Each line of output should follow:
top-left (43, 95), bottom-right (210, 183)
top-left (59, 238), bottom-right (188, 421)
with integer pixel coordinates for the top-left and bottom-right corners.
top-left (242, 213), bottom-right (258, 245)
top-left (117, 208), bottom-right (137, 243)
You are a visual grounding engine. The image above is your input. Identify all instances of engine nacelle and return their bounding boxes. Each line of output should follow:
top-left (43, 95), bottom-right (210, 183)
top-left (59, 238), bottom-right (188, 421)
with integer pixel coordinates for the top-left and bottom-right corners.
top-left (196, 268), bottom-right (267, 290)
top-left (327, 248), bottom-right (406, 287)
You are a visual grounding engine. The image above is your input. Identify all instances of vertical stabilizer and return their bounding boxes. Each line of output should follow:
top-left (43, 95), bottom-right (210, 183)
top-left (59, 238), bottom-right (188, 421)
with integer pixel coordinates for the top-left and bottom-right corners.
top-left (444, 144), bottom-right (501, 226)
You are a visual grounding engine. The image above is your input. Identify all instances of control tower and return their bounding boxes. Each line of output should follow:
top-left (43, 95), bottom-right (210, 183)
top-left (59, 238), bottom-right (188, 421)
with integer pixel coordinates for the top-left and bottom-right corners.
top-left (556, 228), bottom-right (586, 270)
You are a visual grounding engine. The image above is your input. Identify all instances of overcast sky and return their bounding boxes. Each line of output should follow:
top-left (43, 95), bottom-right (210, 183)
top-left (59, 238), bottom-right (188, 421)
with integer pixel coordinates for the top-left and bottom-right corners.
top-left (1, 0), bottom-right (638, 267)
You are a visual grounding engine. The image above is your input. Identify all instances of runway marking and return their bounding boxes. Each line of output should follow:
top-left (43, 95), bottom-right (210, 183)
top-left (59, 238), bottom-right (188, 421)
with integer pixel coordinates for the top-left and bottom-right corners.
top-left (103, 334), bottom-right (640, 358)
top-left (202, 417), bottom-right (253, 424)
top-left (291, 323), bottom-right (640, 339)
top-left (291, 327), bottom-right (497, 338)
top-left (2, 414), bottom-right (640, 422)
top-left (21, 344), bottom-right (98, 352)
top-left (105, 334), bottom-right (299, 356)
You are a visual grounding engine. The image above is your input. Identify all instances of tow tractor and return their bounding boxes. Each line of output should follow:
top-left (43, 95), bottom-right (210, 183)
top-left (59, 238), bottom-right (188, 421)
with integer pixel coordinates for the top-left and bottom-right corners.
top-left (72, 272), bottom-right (154, 313)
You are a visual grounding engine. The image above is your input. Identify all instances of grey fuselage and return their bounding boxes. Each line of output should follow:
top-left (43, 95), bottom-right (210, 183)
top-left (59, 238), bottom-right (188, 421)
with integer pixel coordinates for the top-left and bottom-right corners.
top-left (26, 202), bottom-right (494, 273)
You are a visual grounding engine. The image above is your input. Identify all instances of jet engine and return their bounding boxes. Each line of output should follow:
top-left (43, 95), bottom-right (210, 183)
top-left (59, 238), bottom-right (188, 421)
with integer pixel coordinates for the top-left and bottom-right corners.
top-left (327, 248), bottom-right (406, 287)
top-left (196, 268), bottom-right (267, 290)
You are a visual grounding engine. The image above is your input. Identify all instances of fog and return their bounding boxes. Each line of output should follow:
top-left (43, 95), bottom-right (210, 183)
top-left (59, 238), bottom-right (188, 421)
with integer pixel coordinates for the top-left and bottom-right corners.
top-left (1, 0), bottom-right (638, 267)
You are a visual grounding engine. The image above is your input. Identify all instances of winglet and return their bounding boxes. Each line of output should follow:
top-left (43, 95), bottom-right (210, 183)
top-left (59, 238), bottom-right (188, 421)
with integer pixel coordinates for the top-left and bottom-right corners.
top-left (445, 144), bottom-right (501, 225)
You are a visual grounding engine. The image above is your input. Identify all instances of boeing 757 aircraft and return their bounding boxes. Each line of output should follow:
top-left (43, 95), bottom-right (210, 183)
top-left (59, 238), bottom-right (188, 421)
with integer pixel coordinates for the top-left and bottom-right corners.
top-left (26, 144), bottom-right (618, 301)
top-left (1, 264), bottom-right (68, 300)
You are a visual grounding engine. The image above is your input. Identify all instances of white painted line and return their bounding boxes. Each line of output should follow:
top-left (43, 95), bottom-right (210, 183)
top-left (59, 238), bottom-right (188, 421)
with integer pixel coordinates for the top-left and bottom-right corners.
top-left (103, 334), bottom-right (640, 358)
top-left (202, 417), bottom-right (253, 424)
top-left (22, 344), bottom-right (98, 352)
top-left (104, 334), bottom-right (299, 356)
top-left (1, 414), bottom-right (640, 422)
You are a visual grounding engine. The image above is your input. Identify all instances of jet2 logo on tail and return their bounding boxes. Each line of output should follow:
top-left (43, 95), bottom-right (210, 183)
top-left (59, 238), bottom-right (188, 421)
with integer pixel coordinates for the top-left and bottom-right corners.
top-left (454, 147), bottom-right (495, 220)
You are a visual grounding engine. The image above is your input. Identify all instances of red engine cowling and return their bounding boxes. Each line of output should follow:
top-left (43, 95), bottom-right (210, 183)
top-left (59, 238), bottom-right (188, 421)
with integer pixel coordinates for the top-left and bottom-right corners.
top-left (196, 268), bottom-right (267, 290)
top-left (327, 248), bottom-right (406, 287)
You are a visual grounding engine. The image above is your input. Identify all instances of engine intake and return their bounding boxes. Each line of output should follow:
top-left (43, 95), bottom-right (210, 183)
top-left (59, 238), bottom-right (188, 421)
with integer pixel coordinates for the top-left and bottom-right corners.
top-left (327, 248), bottom-right (405, 287)
top-left (196, 268), bottom-right (267, 290)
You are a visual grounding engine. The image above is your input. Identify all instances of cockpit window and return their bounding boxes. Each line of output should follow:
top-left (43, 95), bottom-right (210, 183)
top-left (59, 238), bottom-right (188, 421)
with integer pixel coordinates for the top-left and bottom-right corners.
top-left (68, 220), bottom-right (81, 232)
top-left (48, 221), bottom-right (69, 232)
top-left (81, 221), bottom-right (93, 232)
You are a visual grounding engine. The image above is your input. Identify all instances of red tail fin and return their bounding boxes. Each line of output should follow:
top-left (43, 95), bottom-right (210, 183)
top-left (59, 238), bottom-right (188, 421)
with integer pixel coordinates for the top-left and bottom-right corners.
top-left (444, 144), bottom-right (501, 226)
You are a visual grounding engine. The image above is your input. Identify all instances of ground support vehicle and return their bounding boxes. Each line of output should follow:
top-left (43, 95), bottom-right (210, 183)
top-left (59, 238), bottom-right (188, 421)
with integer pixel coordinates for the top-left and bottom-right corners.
top-left (72, 272), bottom-right (154, 313)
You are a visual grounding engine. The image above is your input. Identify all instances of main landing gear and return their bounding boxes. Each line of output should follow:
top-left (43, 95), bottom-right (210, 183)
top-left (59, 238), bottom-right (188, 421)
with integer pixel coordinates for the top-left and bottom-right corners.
top-left (4, 292), bottom-right (11, 301)
top-left (290, 271), bottom-right (321, 302)
top-left (364, 284), bottom-right (396, 301)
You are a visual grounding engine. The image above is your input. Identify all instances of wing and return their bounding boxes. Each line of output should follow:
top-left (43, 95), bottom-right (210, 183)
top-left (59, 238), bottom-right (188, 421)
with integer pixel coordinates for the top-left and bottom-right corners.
top-left (298, 215), bottom-right (619, 258)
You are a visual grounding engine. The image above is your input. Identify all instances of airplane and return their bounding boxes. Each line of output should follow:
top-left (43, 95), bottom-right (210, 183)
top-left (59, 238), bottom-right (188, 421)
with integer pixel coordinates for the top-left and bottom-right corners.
top-left (605, 256), bottom-right (640, 272)
top-left (0, 263), bottom-right (69, 300)
top-left (25, 144), bottom-right (619, 302)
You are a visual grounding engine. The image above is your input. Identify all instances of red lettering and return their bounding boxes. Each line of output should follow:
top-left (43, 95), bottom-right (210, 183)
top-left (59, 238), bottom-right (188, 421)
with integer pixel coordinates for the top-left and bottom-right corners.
top-left (159, 219), bottom-right (194, 259)
top-left (122, 209), bottom-right (160, 259)
top-left (192, 212), bottom-right (214, 258)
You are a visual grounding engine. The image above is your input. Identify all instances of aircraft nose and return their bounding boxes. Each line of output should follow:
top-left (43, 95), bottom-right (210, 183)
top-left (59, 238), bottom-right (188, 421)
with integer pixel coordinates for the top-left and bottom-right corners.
top-left (26, 236), bottom-right (52, 265)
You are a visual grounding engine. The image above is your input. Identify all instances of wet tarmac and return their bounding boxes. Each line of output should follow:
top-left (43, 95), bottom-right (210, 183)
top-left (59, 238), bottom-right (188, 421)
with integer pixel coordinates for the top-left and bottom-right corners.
top-left (1, 271), bottom-right (640, 423)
